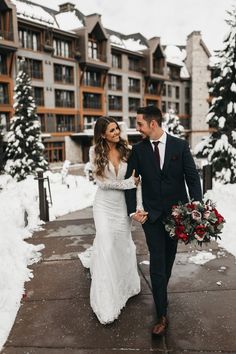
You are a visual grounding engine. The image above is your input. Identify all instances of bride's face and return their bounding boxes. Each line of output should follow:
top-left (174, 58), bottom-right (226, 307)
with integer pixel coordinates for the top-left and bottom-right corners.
top-left (104, 122), bottom-right (120, 144)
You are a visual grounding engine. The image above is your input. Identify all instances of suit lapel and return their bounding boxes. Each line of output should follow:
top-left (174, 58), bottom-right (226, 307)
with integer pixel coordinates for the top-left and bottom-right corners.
top-left (142, 138), bottom-right (161, 173)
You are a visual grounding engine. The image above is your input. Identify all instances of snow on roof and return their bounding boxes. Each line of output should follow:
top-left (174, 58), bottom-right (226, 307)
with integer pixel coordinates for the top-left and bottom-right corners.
top-left (165, 45), bottom-right (186, 66)
top-left (164, 45), bottom-right (190, 79)
top-left (12, 0), bottom-right (57, 27)
top-left (55, 11), bottom-right (84, 31)
top-left (110, 34), bottom-right (147, 52)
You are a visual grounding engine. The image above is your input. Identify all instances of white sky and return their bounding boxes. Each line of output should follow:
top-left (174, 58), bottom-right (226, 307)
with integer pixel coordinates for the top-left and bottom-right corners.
top-left (33, 0), bottom-right (236, 54)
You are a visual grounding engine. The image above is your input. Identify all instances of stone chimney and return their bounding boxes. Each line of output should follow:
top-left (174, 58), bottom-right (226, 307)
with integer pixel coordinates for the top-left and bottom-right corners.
top-left (59, 2), bottom-right (75, 12)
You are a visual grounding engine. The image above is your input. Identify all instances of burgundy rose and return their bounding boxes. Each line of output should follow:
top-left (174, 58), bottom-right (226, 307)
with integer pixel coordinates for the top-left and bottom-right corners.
top-left (194, 224), bottom-right (207, 241)
top-left (175, 225), bottom-right (188, 242)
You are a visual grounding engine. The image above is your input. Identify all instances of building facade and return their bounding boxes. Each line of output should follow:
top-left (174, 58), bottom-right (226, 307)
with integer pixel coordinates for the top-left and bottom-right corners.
top-left (0, 0), bottom-right (211, 163)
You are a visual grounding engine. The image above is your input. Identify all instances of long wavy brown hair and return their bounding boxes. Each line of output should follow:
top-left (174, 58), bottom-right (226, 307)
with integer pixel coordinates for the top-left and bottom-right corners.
top-left (93, 116), bottom-right (130, 177)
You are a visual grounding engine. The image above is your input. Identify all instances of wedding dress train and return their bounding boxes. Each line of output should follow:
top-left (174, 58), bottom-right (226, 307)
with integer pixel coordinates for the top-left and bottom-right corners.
top-left (79, 147), bottom-right (141, 324)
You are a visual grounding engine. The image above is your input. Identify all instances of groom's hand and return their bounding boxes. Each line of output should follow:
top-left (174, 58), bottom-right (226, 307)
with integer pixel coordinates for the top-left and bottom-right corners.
top-left (132, 210), bottom-right (148, 224)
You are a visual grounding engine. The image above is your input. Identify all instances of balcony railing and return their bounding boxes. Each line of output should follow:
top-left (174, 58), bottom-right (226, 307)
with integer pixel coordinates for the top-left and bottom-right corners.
top-left (108, 84), bottom-right (122, 91)
top-left (54, 73), bottom-right (74, 84)
top-left (31, 70), bottom-right (43, 79)
top-left (129, 86), bottom-right (140, 93)
top-left (83, 102), bottom-right (102, 109)
top-left (0, 30), bottom-right (13, 41)
top-left (55, 100), bottom-right (75, 108)
top-left (109, 104), bottom-right (122, 111)
top-left (83, 79), bottom-right (101, 87)
top-left (88, 53), bottom-right (107, 62)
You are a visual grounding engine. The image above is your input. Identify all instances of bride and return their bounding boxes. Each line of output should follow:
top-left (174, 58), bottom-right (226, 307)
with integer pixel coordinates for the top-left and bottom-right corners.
top-left (79, 116), bottom-right (142, 324)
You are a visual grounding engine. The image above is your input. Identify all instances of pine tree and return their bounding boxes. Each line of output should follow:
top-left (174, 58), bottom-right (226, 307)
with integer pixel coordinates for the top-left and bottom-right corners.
top-left (163, 108), bottom-right (185, 138)
top-left (5, 61), bottom-right (48, 181)
top-left (195, 7), bottom-right (236, 184)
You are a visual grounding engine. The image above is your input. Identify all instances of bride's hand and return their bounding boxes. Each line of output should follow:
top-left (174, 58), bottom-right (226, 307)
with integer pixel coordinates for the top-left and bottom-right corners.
top-left (132, 169), bottom-right (140, 186)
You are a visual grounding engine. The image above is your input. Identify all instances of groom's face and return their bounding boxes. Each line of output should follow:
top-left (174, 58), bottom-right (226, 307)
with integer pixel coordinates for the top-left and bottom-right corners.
top-left (136, 114), bottom-right (151, 138)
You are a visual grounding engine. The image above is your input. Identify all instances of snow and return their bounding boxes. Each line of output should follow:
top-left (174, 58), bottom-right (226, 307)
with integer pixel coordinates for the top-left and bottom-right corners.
top-left (109, 34), bottom-right (147, 52)
top-left (0, 170), bottom-right (235, 349)
top-left (0, 172), bottom-right (97, 350)
top-left (12, 0), bottom-right (57, 27)
top-left (164, 45), bottom-right (190, 79)
top-left (55, 11), bottom-right (84, 31)
top-left (188, 250), bottom-right (216, 265)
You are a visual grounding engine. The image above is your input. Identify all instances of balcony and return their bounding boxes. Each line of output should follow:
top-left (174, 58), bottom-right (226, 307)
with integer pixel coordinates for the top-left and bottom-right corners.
top-left (0, 30), bottom-right (13, 41)
top-left (55, 100), bottom-right (75, 108)
top-left (83, 101), bottom-right (102, 109)
top-left (54, 73), bottom-right (74, 84)
top-left (83, 79), bottom-right (101, 87)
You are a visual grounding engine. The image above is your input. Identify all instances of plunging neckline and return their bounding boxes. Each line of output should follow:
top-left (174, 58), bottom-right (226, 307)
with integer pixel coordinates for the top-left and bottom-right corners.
top-left (109, 160), bottom-right (121, 177)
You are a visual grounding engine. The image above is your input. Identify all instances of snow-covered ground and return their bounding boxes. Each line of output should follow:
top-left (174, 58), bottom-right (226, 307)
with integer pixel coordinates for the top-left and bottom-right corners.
top-left (0, 171), bottom-right (97, 350)
top-left (0, 173), bottom-right (235, 350)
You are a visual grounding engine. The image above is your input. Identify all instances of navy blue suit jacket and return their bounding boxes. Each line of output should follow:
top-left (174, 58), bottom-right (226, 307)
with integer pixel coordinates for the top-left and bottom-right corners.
top-left (125, 134), bottom-right (202, 223)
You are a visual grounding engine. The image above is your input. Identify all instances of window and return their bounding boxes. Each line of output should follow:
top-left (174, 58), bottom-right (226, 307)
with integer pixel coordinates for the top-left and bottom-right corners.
top-left (83, 71), bottom-right (101, 87)
top-left (109, 116), bottom-right (123, 122)
top-left (0, 83), bottom-right (9, 104)
top-left (168, 86), bottom-right (172, 97)
top-left (83, 116), bottom-right (100, 130)
top-left (147, 99), bottom-right (158, 107)
top-left (111, 53), bottom-right (122, 68)
top-left (19, 28), bottom-right (40, 51)
top-left (162, 84), bottom-right (166, 96)
top-left (18, 57), bottom-right (43, 79)
top-left (161, 101), bottom-right (166, 113)
top-left (153, 56), bottom-right (164, 75)
top-left (128, 78), bottom-right (140, 93)
top-left (56, 115), bottom-right (75, 132)
top-left (108, 95), bottom-right (122, 111)
top-left (55, 90), bottom-right (75, 107)
top-left (0, 53), bottom-right (7, 75)
top-left (83, 93), bottom-right (102, 109)
top-left (54, 64), bottom-right (74, 84)
top-left (32, 87), bottom-right (44, 106)
top-left (129, 116), bottom-right (136, 129)
top-left (128, 57), bottom-right (140, 71)
top-left (88, 39), bottom-right (98, 60)
top-left (44, 142), bottom-right (65, 162)
top-left (53, 38), bottom-right (71, 58)
top-left (129, 97), bottom-right (140, 112)
top-left (175, 86), bottom-right (180, 99)
top-left (108, 75), bottom-right (122, 90)
top-left (185, 87), bottom-right (190, 99)
top-left (185, 102), bottom-right (190, 115)
top-left (38, 114), bottom-right (46, 132)
top-left (175, 102), bottom-right (179, 114)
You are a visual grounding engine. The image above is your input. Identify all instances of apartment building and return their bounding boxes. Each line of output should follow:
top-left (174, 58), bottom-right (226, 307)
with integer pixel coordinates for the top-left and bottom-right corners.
top-left (0, 0), bottom-right (211, 162)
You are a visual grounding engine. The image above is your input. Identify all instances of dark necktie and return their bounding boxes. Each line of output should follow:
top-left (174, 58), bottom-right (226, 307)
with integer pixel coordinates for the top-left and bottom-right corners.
top-left (152, 141), bottom-right (160, 168)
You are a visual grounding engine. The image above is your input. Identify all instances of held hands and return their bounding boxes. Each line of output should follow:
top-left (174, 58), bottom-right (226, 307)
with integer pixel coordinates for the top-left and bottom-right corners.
top-left (132, 209), bottom-right (148, 224)
top-left (132, 169), bottom-right (140, 186)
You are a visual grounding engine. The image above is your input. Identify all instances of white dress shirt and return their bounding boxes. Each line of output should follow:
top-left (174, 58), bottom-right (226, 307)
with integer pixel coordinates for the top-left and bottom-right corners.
top-left (150, 131), bottom-right (167, 170)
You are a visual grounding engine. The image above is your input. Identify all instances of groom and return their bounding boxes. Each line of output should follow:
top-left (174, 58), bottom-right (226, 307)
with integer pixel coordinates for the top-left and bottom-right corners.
top-left (125, 106), bottom-right (202, 336)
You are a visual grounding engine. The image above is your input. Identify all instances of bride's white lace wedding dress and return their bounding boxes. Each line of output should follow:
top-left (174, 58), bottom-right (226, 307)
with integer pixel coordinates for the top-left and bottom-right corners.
top-left (79, 146), bottom-right (141, 324)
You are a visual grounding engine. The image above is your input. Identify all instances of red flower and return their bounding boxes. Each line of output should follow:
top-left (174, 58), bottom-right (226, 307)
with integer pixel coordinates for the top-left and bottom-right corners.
top-left (187, 203), bottom-right (195, 210)
top-left (213, 208), bottom-right (224, 224)
top-left (175, 225), bottom-right (188, 242)
top-left (195, 224), bottom-right (207, 237)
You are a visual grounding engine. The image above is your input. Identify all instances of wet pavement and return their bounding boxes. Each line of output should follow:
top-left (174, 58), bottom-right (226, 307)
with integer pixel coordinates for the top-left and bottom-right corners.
top-left (1, 207), bottom-right (236, 354)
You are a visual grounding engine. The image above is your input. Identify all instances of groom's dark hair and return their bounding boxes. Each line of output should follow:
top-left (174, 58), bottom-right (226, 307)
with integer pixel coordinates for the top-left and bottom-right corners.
top-left (137, 105), bottom-right (163, 127)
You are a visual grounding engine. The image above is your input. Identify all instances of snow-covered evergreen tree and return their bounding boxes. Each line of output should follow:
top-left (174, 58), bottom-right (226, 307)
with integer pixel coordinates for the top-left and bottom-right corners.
top-left (195, 7), bottom-right (236, 184)
top-left (5, 61), bottom-right (48, 181)
top-left (163, 108), bottom-right (185, 138)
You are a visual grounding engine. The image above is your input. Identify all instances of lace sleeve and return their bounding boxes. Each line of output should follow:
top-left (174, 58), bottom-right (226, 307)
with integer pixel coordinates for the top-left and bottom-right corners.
top-left (136, 182), bottom-right (144, 210)
top-left (96, 175), bottom-right (136, 190)
top-left (89, 146), bottom-right (96, 172)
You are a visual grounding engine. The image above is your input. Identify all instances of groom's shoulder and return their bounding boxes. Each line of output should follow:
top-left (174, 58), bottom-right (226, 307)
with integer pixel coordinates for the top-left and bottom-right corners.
top-left (168, 134), bottom-right (187, 147)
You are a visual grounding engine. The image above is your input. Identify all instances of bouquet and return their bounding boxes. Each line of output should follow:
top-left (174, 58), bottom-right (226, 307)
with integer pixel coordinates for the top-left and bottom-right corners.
top-left (164, 200), bottom-right (225, 244)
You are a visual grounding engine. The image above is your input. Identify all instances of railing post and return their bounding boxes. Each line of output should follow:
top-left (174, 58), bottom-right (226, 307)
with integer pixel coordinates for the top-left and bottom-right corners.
top-left (203, 164), bottom-right (212, 194)
top-left (37, 171), bottom-right (47, 221)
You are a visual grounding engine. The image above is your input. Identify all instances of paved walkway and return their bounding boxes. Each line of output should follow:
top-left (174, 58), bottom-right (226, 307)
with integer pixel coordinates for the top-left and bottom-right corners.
top-left (2, 207), bottom-right (236, 354)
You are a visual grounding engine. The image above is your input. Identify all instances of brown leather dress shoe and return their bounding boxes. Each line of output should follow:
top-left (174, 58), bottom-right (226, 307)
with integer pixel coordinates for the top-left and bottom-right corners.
top-left (152, 316), bottom-right (168, 337)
